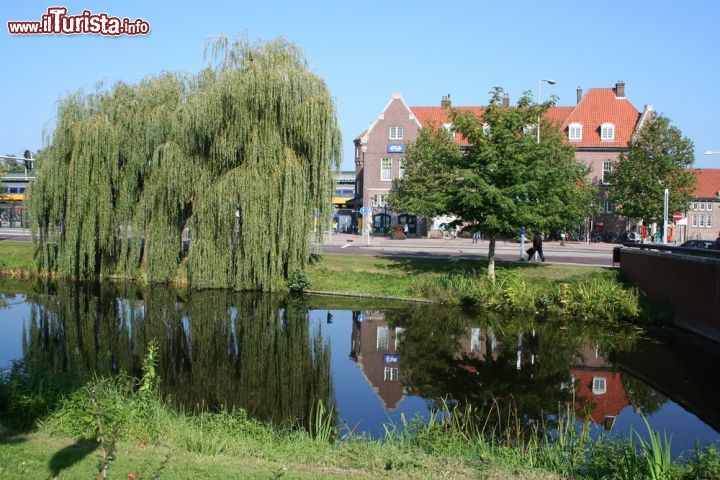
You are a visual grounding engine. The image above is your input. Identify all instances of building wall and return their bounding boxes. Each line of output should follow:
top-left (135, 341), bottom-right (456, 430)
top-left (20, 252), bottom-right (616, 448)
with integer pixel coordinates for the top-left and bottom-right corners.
top-left (620, 248), bottom-right (720, 342)
top-left (356, 97), bottom-right (420, 211)
top-left (685, 199), bottom-right (720, 241)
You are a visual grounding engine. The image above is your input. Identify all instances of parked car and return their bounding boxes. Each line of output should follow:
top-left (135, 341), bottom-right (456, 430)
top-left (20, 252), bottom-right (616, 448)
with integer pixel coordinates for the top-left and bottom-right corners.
top-left (679, 240), bottom-right (718, 250)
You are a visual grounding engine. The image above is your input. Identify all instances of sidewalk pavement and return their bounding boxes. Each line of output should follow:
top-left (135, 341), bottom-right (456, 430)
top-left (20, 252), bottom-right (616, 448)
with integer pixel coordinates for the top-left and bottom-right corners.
top-left (327, 232), bottom-right (617, 252)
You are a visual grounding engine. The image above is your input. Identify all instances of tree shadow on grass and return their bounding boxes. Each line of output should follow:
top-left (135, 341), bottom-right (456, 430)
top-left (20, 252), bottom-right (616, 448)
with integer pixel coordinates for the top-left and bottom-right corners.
top-left (0, 429), bottom-right (28, 446)
top-left (48, 437), bottom-right (98, 478)
top-left (375, 254), bottom-right (538, 275)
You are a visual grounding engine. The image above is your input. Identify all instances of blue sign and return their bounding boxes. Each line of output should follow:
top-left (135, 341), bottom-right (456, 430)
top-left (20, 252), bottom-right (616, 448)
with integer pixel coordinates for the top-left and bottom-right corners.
top-left (357, 313), bottom-right (365, 322)
top-left (383, 354), bottom-right (400, 364)
top-left (520, 227), bottom-right (526, 236)
top-left (359, 207), bottom-right (367, 215)
top-left (387, 144), bottom-right (405, 153)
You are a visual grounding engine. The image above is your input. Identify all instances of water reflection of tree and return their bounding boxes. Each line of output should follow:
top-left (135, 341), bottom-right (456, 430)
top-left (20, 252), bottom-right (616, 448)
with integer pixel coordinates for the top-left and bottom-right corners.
top-left (622, 375), bottom-right (667, 416)
top-left (388, 306), bottom-right (639, 436)
top-left (22, 283), bottom-right (333, 429)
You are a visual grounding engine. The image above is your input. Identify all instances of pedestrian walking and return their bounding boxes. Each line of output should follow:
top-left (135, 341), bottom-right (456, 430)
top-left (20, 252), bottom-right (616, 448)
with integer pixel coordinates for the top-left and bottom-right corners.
top-left (471, 225), bottom-right (479, 244)
top-left (529, 232), bottom-right (546, 262)
top-left (560, 230), bottom-right (565, 246)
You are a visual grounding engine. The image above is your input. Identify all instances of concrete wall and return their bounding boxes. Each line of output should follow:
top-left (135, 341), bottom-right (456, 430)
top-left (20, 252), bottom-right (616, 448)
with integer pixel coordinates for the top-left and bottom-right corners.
top-left (620, 248), bottom-right (720, 342)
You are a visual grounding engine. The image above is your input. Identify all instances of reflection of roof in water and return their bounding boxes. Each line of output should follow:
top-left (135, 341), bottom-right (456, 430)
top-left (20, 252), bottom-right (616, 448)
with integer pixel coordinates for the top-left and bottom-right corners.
top-left (572, 369), bottom-right (629, 428)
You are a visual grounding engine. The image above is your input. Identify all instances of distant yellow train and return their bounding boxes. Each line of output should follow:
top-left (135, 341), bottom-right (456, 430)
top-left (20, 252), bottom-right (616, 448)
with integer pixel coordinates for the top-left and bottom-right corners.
top-left (0, 185), bottom-right (27, 202)
top-left (332, 187), bottom-right (354, 207)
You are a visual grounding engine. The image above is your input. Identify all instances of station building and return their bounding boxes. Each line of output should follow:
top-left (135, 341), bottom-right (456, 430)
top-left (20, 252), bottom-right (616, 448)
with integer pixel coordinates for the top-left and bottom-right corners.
top-left (352, 81), bottom-right (652, 237)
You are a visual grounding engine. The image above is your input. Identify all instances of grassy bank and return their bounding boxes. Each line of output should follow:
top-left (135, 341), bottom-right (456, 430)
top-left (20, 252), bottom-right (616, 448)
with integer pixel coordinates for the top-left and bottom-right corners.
top-left (305, 254), bottom-right (645, 322)
top-left (2, 373), bottom-right (718, 480)
top-left (305, 254), bottom-right (604, 300)
top-left (1, 244), bottom-right (648, 321)
top-left (0, 241), bottom-right (34, 276)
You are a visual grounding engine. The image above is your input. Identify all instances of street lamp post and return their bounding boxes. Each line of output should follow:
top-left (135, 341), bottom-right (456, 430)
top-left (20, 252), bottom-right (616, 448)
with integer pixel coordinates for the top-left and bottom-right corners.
top-left (537, 78), bottom-right (556, 144)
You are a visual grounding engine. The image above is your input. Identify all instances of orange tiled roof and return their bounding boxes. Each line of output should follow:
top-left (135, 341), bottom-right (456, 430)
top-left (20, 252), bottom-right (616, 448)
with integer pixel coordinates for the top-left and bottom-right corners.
top-left (357, 88), bottom-right (641, 147)
top-left (572, 369), bottom-right (629, 425)
top-left (691, 168), bottom-right (720, 199)
top-left (410, 106), bottom-right (484, 146)
top-left (546, 106), bottom-right (574, 126)
top-left (562, 88), bottom-right (640, 148)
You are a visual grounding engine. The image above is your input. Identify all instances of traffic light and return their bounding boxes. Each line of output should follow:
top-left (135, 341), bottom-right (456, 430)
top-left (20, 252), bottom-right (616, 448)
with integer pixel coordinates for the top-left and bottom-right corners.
top-left (23, 150), bottom-right (33, 170)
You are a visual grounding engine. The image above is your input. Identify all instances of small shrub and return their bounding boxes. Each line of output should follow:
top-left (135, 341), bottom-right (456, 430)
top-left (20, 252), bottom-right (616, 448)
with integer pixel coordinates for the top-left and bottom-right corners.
top-left (287, 269), bottom-right (311, 292)
top-left (683, 444), bottom-right (720, 480)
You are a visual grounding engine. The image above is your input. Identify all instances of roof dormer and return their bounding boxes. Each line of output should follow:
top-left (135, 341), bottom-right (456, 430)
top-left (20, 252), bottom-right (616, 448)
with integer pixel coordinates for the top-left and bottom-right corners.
top-left (601, 123), bottom-right (615, 141)
top-left (568, 122), bottom-right (583, 141)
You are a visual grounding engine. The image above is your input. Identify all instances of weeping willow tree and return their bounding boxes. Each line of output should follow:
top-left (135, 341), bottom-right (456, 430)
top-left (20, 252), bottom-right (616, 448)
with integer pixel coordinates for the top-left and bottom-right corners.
top-left (28, 37), bottom-right (341, 290)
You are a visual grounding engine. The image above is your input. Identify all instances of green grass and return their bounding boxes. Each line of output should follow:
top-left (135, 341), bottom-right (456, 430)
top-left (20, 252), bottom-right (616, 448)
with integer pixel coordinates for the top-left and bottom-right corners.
top-left (0, 241), bottom-right (35, 272)
top-left (305, 253), bottom-right (606, 300)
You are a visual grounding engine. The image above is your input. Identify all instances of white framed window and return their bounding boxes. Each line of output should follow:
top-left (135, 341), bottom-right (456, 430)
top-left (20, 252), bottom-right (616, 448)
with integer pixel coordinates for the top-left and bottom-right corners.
top-left (442, 123), bottom-right (454, 138)
top-left (700, 203), bottom-right (706, 211)
top-left (699, 215), bottom-right (705, 227)
top-left (601, 123), bottom-right (615, 141)
top-left (569, 123), bottom-right (583, 141)
top-left (602, 161), bottom-right (613, 185)
top-left (592, 377), bottom-right (607, 395)
top-left (692, 203), bottom-right (698, 211)
top-left (482, 123), bottom-right (491, 135)
top-left (708, 203), bottom-right (714, 211)
top-left (692, 215), bottom-right (698, 227)
top-left (395, 327), bottom-right (404, 350)
top-left (377, 326), bottom-right (389, 350)
top-left (372, 194), bottom-right (388, 207)
top-left (384, 367), bottom-right (399, 382)
top-left (398, 158), bottom-right (405, 179)
top-left (381, 158), bottom-right (392, 181)
top-left (389, 126), bottom-right (403, 140)
top-left (707, 215), bottom-right (713, 228)
top-left (598, 200), bottom-right (614, 213)
top-left (355, 147), bottom-right (359, 159)
top-left (470, 328), bottom-right (482, 353)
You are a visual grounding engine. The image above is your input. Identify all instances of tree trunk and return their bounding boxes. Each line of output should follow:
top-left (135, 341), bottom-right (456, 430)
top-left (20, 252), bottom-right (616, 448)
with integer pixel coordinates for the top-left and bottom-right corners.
top-left (487, 233), bottom-right (496, 280)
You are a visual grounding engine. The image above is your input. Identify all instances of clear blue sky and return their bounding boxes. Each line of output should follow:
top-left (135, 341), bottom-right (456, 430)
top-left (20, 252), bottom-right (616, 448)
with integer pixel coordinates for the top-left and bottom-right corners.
top-left (2, 0), bottom-right (719, 170)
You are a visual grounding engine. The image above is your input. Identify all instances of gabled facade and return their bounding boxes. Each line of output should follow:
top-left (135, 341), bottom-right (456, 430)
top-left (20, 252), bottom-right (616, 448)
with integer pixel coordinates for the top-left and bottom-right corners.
top-left (353, 82), bottom-right (649, 236)
top-left (684, 169), bottom-right (720, 241)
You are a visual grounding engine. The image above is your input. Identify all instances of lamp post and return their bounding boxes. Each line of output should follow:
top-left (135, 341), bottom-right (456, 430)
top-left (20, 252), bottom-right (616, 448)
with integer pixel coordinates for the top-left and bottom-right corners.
top-left (537, 78), bottom-right (556, 144)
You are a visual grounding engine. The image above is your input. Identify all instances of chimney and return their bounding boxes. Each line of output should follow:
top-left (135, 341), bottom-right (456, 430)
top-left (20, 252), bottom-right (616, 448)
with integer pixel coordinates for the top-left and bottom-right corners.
top-left (615, 80), bottom-right (625, 98)
top-left (502, 93), bottom-right (510, 107)
top-left (441, 93), bottom-right (451, 108)
top-left (576, 86), bottom-right (583, 104)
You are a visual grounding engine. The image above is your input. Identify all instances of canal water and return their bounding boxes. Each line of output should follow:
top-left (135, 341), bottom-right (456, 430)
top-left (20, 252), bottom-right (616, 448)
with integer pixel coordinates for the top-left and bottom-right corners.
top-left (0, 281), bottom-right (718, 458)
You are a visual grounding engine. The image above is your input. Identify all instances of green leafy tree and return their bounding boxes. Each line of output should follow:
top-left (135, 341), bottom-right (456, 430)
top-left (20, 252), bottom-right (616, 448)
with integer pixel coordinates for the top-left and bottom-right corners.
top-left (28, 37), bottom-right (341, 291)
top-left (609, 113), bottom-right (696, 223)
top-left (390, 87), bottom-right (594, 279)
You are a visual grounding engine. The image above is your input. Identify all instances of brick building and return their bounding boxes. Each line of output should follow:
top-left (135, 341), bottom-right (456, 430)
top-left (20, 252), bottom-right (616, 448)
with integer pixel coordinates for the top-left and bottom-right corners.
top-left (684, 169), bottom-right (720, 241)
top-left (353, 82), bottom-right (652, 237)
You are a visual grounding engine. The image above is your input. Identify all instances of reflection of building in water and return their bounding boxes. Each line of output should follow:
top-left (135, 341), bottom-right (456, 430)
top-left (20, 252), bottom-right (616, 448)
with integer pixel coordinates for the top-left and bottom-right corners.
top-left (350, 311), bottom-right (405, 410)
top-left (570, 345), bottom-right (629, 430)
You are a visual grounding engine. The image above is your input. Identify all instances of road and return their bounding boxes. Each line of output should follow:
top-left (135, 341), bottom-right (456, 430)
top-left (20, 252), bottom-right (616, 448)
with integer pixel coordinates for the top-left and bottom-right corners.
top-left (318, 233), bottom-right (617, 267)
top-left (1, 228), bottom-right (618, 267)
top-left (0, 227), bottom-right (31, 241)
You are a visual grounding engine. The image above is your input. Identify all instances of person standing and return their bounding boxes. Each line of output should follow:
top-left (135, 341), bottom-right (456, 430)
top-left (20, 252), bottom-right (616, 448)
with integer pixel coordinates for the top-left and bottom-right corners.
top-left (715, 230), bottom-right (720, 250)
top-left (531, 232), bottom-right (546, 262)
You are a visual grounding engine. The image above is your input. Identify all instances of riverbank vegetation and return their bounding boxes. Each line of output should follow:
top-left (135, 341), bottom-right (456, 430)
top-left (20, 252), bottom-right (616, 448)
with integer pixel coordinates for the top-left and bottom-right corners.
top-left (2, 361), bottom-right (718, 479)
top-left (1, 242), bottom-right (657, 322)
top-left (305, 254), bottom-right (649, 322)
